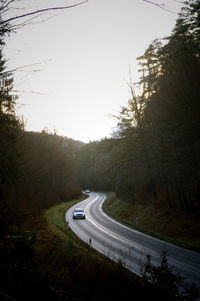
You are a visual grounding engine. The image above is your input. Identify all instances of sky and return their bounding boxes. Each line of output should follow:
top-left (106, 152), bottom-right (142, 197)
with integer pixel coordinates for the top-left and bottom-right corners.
top-left (5, 0), bottom-right (183, 142)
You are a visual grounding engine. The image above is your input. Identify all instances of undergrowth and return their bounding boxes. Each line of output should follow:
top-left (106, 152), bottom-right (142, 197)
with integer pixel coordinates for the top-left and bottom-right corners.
top-left (0, 195), bottom-right (198, 300)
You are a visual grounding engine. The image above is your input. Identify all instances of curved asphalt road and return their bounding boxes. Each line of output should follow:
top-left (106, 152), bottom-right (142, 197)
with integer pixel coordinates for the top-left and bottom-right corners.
top-left (66, 192), bottom-right (200, 296)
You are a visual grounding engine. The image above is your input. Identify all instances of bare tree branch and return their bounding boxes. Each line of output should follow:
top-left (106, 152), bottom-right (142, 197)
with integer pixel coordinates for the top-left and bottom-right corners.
top-left (12, 89), bottom-right (47, 95)
top-left (143, 0), bottom-right (178, 14)
top-left (1, 61), bottom-right (47, 74)
top-left (8, 11), bottom-right (55, 30)
top-left (171, 0), bottom-right (184, 3)
top-left (1, 0), bottom-right (88, 25)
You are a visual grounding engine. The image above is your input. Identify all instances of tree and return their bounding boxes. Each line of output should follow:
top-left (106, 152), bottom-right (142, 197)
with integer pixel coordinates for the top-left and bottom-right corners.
top-left (110, 0), bottom-right (200, 209)
top-left (137, 39), bottom-right (163, 101)
top-left (0, 11), bottom-right (23, 233)
top-left (142, 251), bottom-right (197, 300)
top-left (0, 0), bottom-right (88, 30)
top-left (144, 0), bottom-right (200, 209)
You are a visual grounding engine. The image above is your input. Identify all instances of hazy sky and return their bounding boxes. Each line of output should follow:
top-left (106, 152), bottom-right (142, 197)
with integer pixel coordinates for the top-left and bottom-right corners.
top-left (5, 0), bottom-right (182, 142)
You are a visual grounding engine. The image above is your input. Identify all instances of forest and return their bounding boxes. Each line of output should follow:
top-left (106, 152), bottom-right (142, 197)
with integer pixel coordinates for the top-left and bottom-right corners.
top-left (0, 0), bottom-right (200, 300)
top-left (77, 0), bottom-right (200, 212)
top-left (0, 0), bottom-right (199, 250)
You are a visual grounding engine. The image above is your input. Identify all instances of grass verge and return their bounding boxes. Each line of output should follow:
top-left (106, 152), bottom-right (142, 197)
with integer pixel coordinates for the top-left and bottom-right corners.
top-left (103, 192), bottom-right (200, 253)
top-left (44, 197), bottom-right (83, 242)
top-left (37, 196), bottom-right (147, 300)
top-left (43, 196), bottom-right (104, 259)
top-left (1, 194), bottom-right (197, 300)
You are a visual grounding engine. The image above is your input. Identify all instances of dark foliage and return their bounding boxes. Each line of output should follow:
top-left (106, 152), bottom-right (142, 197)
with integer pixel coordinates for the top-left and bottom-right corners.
top-left (77, 0), bottom-right (200, 213)
top-left (142, 251), bottom-right (198, 301)
top-left (0, 1), bottom-right (199, 300)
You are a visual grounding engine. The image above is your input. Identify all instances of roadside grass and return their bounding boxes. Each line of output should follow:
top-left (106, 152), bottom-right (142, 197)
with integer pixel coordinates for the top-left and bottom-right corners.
top-left (1, 194), bottom-right (197, 300)
top-left (34, 196), bottom-right (146, 300)
top-left (103, 192), bottom-right (200, 253)
top-left (42, 193), bottom-right (197, 300)
top-left (43, 196), bottom-right (104, 259)
top-left (44, 197), bottom-right (83, 242)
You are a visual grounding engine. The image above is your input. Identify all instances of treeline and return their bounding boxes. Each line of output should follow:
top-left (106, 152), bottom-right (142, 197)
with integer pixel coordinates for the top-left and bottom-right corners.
top-left (77, 0), bottom-right (200, 212)
top-left (0, 22), bottom-right (82, 233)
top-left (16, 131), bottom-right (82, 209)
top-left (1, 0), bottom-right (200, 233)
top-left (1, 127), bottom-right (83, 233)
top-left (0, 1), bottom-right (199, 299)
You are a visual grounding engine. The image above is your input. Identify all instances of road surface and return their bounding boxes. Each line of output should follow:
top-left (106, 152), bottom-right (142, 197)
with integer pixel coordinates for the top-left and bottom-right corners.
top-left (66, 192), bottom-right (200, 295)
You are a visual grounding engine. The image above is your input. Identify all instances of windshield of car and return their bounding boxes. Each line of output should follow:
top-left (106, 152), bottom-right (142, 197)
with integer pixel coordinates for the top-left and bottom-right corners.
top-left (74, 209), bottom-right (84, 213)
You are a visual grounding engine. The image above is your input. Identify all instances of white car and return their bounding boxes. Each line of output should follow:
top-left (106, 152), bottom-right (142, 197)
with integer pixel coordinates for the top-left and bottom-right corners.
top-left (85, 189), bottom-right (90, 194)
top-left (73, 208), bottom-right (86, 219)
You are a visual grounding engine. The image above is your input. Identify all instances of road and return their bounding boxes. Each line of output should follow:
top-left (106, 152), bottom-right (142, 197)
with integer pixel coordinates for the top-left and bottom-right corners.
top-left (66, 192), bottom-right (200, 295)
